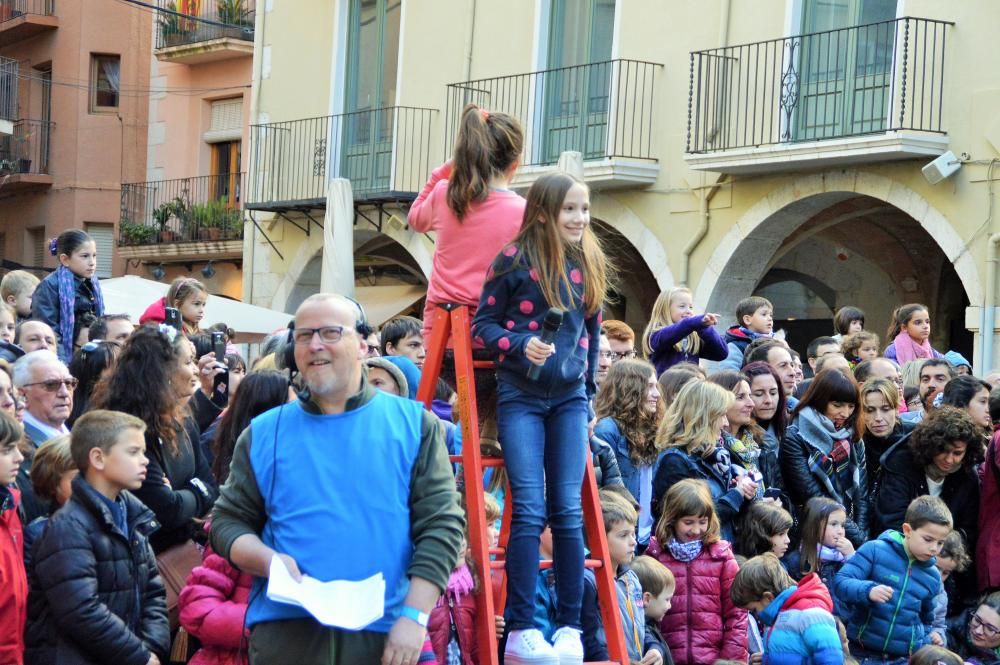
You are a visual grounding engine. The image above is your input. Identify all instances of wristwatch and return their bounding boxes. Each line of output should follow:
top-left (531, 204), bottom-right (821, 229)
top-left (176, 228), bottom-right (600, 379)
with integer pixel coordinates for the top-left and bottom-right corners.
top-left (400, 605), bottom-right (429, 627)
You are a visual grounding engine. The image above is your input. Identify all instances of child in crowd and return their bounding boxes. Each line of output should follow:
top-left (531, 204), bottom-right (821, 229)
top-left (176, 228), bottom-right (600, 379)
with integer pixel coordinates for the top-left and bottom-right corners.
top-left (30, 230), bottom-right (105, 363)
top-left (473, 171), bottom-right (608, 665)
top-left (908, 645), bottom-right (964, 665)
top-left (139, 276), bottom-right (209, 336)
top-left (22, 435), bottom-right (77, 571)
top-left (408, 103), bottom-right (525, 341)
top-left (0, 412), bottom-right (26, 665)
top-left (784, 497), bottom-right (855, 617)
top-left (931, 530), bottom-right (972, 646)
top-left (178, 523), bottom-right (252, 665)
top-left (631, 555), bottom-right (676, 665)
top-left (380, 315), bottom-right (427, 370)
top-left (364, 356), bottom-right (410, 397)
top-left (842, 331), bottom-right (880, 368)
top-left (720, 296), bottom-right (774, 370)
top-left (738, 501), bottom-right (793, 559)
top-left (731, 553), bottom-right (844, 665)
top-left (833, 306), bottom-right (866, 341)
top-left (834, 495), bottom-right (952, 664)
top-left (0, 304), bottom-right (14, 344)
top-left (645, 479), bottom-right (747, 665)
top-left (25, 409), bottom-right (169, 665)
top-left (884, 304), bottom-right (943, 364)
top-left (1, 269), bottom-right (39, 323)
top-left (642, 286), bottom-right (728, 375)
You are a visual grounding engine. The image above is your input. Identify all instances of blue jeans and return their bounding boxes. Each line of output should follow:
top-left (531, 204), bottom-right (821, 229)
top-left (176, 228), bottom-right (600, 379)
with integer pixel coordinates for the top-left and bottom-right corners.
top-left (497, 380), bottom-right (588, 631)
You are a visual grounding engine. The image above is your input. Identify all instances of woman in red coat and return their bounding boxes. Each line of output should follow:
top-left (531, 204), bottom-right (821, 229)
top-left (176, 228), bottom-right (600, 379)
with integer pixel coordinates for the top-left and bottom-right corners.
top-left (979, 427), bottom-right (1000, 591)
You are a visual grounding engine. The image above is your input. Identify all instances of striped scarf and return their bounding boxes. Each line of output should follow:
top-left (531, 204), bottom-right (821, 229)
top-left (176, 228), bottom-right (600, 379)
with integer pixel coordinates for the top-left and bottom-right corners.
top-left (55, 265), bottom-right (104, 363)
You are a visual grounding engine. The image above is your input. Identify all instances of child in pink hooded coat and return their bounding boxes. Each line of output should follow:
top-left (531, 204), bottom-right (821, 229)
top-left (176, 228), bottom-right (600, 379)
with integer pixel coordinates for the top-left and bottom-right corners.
top-left (178, 542), bottom-right (252, 665)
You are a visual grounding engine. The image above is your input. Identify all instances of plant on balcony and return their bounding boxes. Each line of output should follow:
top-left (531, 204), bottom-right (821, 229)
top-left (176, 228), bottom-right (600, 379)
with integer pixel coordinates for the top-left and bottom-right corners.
top-left (152, 195), bottom-right (192, 242)
top-left (159, 1), bottom-right (191, 47)
top-left (119, 220), bottom-right (157, 246)
top-left (217, 0), bottom-right (252, 38)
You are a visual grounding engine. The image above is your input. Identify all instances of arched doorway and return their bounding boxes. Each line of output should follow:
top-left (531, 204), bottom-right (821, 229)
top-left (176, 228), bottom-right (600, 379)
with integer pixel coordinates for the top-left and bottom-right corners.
top-left (592, 219), bottom-right (660, 336)
top-left (696, 173), bottom-right (977, 360)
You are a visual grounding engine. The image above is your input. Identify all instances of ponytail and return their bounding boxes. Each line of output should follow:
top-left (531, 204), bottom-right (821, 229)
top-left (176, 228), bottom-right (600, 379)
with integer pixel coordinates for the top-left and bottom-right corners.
top-left (446, 104), bottom-right (523, 220)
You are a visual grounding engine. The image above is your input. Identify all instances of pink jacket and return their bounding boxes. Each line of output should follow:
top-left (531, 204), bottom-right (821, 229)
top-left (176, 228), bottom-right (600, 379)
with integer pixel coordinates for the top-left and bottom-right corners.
top-left (408, 163), bottom-right (525, 337)
top-left (646, 536), bottom-right (748, 665)
top-left (178, 549), bottom-right (252, 665)
top-left (427, 564), bottom-right (479, 664)
top-left (978, 432), bottom-right (1000, 590)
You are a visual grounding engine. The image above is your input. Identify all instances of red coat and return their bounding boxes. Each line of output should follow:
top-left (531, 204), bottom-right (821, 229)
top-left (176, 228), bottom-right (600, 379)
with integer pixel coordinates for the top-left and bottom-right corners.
top-left (139, 297), bottom-right (167, 326)
top-left (427, 565), bottom-right (479, 665)
top-left (978, 432), bottom-right (1000, 590)
top-left (178, 549), bottom-right (252, 665)
top-left (0, 488), bottom-right (27, 665)
top-left (646, 536), bottom-right (747, 665)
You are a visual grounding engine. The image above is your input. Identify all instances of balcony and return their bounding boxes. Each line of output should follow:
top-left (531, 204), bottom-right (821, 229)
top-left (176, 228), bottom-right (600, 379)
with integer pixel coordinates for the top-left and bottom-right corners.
top-left (246, 106), bottom-right (436, 211)
top-left (0, 0), bottom-right (58, 46)
top-left (154, 0), bottom-right (254, 65)
top-left (0, 119), bottom-right (53, 192)
top-left (0, 57), bottom-right (16, 136)
top-left (119, 172), bottom-right (245, 262)
top-left (685, 17), bottom-right (952, 174)
top-left (446, 59), bottom-right (662, 190)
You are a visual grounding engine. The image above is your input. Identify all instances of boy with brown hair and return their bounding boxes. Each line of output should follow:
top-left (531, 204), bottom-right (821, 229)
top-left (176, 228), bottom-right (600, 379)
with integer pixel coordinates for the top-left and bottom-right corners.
top-left (631, 555), bottom-right (676, 665)
top-left (720, 296), bottom-right (774, 370)
top-left (22, 435), bottom-right (77, 572)
top-left (25, 409), bottom-right (169, 665)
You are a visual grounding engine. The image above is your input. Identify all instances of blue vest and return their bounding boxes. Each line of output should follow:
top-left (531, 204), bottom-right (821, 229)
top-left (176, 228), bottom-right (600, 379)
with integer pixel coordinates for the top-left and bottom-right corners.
top-left (246, 392), bottom-right (424, 632)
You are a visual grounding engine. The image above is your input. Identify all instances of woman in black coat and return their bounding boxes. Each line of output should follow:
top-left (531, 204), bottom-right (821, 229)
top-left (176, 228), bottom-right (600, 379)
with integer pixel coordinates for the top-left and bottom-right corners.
top-left (92, 326), bottom-right (218, 553)
top-left (858, 376), bottom-right (914, 490)
top-left (875, 405), bottom-right (983, 545)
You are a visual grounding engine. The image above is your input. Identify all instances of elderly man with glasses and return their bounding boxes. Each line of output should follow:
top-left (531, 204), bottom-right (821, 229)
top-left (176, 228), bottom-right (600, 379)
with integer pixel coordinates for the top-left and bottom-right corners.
top-left (11, 350), bottom-right (76, 521)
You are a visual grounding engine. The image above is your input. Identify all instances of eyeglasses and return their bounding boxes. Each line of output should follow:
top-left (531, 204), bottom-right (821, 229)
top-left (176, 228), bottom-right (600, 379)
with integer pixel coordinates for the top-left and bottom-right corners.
top-left (971, 613), bottom-right (1000, 638)
top-left (598, 350), bottom-right (614, 360)
top-left (22, 378), bottom-right (79, 392)
top-left (609, 349), bottom-right (637, 361)
top-left (292, 326), bottom-right (346, 345)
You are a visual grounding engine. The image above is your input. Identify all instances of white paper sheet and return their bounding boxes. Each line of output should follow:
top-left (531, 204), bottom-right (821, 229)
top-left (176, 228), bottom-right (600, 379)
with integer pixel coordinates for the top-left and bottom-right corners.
top-left (266, 555), bottom-right (385, 630)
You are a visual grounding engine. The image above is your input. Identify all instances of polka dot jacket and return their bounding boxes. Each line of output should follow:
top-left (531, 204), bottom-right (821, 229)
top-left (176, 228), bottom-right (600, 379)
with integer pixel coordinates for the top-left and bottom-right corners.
top-left (471, 243), bottom-right (602, 399)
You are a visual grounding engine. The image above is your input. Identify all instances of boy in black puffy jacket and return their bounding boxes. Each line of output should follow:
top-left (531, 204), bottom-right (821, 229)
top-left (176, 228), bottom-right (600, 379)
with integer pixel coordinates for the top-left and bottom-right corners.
top-left (25, 410), bottom-right (169, 665)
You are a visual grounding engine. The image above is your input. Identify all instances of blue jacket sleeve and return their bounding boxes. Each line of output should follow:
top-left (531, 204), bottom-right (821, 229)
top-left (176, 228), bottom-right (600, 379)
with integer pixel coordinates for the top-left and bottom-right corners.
top-left (930, 582), bottom-right (948, 646)
top-left (800, 611), bottom-right (846, 665)
top-left (581, 571), bottom-right (608, 661)
top-left (718, 342), bottom-right (744, 370)
top-left (833, 543), bottom-right (878, 607)
top-left (29, 274), bottom-right (60, 331)
top-left (472, 259), bottom-right (534, 358)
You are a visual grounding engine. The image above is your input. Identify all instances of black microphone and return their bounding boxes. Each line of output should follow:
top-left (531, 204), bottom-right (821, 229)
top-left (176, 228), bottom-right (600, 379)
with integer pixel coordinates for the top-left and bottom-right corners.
top-left (526, 308), bottom-right (564, 381)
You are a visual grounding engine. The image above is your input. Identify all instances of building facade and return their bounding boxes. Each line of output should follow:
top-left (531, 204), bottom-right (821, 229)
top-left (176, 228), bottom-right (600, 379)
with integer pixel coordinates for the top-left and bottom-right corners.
top-left (0, 0), bottom-right (151, 279)
top-left (244, 0), bottom-right (1000, 369)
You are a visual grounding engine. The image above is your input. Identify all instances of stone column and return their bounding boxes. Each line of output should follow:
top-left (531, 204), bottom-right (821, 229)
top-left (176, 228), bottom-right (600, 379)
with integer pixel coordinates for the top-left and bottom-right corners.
top-left (321, 178), bottom-right (354, 297)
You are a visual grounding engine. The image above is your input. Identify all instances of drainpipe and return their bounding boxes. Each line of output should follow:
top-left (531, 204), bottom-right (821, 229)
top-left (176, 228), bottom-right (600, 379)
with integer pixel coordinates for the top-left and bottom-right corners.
top-left (465, 0), bottom-right (477, 81)
top-left (981, 233), bottom-right (1000, 374)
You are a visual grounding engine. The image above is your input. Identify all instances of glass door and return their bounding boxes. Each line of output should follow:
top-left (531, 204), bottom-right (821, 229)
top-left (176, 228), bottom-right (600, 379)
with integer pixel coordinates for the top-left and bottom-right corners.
top-left (341, 0), bottom-right (400, 195)
top-left (542, 0), bottom-right (615, 164)
top-left (793, 0), bottom-right (897, 140)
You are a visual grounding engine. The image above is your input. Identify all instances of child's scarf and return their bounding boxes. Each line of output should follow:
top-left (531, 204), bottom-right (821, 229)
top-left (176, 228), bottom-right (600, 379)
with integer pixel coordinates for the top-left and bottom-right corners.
top-left (56, 265), bottom-right (105, 363)
top-left (667, 538), bottom-right (703, 563)
top-left (818, 544), bottom-right (847, 564)
top-left (892, 330), bottom-right (934, 364)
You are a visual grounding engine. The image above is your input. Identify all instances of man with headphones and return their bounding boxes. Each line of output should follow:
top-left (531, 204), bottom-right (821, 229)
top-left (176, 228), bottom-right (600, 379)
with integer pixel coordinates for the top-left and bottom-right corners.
top-left (210, 293), bottom-right (465, 665)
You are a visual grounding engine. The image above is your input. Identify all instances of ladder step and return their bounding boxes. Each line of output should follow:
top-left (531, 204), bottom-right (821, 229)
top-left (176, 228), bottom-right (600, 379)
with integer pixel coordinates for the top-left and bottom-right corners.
top-left (490, 558), bottom-right (605, 571)
top-left (472, 360), bottom-right (494, 369)
top-left (449, 455), bottom-right (504, 467)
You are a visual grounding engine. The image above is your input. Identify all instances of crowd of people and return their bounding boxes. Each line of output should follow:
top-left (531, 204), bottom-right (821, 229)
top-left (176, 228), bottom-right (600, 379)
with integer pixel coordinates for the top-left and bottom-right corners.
top-left (0, 101), bottom-right (999, 665)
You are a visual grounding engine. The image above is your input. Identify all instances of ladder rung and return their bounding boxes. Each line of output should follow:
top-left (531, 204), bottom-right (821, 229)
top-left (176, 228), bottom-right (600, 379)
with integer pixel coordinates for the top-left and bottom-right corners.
top-left (490, 558), bottom-right (605, 571)
top-left (489, 546), bottom-right (505, 556)
top-left (471, 360), bottom-right (494, 369)
top-left (448, 455), bottom-right (504, 467)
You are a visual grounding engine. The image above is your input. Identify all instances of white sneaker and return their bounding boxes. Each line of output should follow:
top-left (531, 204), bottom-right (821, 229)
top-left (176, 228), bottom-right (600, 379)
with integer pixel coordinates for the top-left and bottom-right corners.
top-left (550, 626), bottom-right (584, 665)
top-left (504, 628), bottom-right (559, 665)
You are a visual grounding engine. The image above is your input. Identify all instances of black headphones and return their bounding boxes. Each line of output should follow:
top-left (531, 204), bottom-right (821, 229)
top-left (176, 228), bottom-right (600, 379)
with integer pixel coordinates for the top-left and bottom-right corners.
top-left (282, 295), bottom-right (372, 373)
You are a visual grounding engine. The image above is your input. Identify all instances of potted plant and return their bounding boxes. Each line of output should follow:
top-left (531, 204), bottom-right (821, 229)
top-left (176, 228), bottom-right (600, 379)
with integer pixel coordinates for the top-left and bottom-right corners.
top-left (159, 1), bottom-right (190, 46)
top-left (152, 201), bottom-right (177, 242)
top-left (217, 0), bottom-right (251, 39)
top-left (119, 221), bottom-right (156, 246)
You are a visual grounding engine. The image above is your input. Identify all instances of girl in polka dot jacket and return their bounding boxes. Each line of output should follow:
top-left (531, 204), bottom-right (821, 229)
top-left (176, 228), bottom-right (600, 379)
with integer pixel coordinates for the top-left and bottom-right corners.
top-left (473, 172), bottom-right (609, 664)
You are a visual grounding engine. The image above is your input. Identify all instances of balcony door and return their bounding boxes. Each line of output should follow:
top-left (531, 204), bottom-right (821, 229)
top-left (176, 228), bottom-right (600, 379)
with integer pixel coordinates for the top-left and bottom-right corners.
top-left (341, 0), bottom-right (400, 195)
top-left (792, 0), bottom-right (897, 141)
top-left (542, 0), bottom-right (615, 164)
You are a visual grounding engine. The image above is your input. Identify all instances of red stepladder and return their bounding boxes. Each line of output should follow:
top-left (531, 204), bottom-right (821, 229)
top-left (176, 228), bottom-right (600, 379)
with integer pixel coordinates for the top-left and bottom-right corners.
top-left (416, 303), bottom-right (629, 665)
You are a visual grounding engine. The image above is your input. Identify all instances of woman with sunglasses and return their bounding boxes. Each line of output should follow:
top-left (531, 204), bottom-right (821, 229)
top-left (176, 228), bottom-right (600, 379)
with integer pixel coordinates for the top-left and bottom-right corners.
top-left (66, 340), bottom-right (120, 428)
top-left (950, 591), bottom-right (1000, 664)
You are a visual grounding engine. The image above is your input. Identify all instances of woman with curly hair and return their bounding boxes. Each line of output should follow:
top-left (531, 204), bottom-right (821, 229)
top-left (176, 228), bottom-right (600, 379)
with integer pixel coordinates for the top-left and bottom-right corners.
top-left (594, 358), bottom-right (664, 546)
top-left (91, 325), bottom-right (218, 553)
top-left (875, 405), bottom-right (982, 547)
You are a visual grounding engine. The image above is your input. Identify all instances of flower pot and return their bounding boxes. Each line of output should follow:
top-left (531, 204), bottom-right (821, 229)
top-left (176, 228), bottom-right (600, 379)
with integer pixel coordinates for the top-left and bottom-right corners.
top-left (207, 227), bottom-right (222, 241)
top-left (160, 230), bottom-right (176, 242)
top-left (197, 228), bottom-right (212, 241)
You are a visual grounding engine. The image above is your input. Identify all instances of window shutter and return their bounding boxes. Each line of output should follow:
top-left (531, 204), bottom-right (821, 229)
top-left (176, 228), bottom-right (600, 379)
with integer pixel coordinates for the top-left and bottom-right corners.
top-left (205, 98), bottom-right (243, 142)
top-left (85, 223), bottom-right (114, 278)
top-left (30, 228), bottom-right (44, 268)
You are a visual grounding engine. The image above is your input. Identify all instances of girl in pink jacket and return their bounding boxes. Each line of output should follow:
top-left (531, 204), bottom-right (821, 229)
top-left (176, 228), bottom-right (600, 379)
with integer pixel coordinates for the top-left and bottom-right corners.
top-left (646, 478), bottom-right (748, 665)
top-left (408, 103), bottom-right (525, 340)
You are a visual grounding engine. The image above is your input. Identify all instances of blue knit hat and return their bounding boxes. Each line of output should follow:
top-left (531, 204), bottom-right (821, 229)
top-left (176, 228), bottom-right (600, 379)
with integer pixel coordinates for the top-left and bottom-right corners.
top-left (944, 350), bottom-right (971, 370)
top-left (382, 355), bottom-right (422, 400)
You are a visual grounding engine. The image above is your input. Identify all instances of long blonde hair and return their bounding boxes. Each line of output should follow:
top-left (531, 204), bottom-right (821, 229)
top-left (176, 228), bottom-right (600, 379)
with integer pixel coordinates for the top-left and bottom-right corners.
top-left (502, 172), bottom-right (610, 316)
top-left (656, 379), bottom-right (733, 458)
top-left (643, 287), bottom-right (700, 357)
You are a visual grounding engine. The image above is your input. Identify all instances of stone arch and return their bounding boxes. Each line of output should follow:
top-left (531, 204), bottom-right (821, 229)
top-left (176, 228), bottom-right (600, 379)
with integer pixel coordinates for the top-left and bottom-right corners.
top-left (694, 171), bottom-right (982, 323)
top-left (591, 193), bottom-right (674, 291)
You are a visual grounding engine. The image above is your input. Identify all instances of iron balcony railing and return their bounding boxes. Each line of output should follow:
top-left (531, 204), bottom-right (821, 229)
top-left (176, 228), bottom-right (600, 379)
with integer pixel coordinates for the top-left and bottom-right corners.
top-left (247, 106), bottom-right (436, 209)
top-left (446, 59), bottom-right (661, 167)
top-left (686, 17), bottom-right (952, 153)
top-left (119, 172), bottom-right (245, 246)
top-left (0, 120), bottom-right (52, 174)
top-left (0, 57), bottom-right (16, 122)
top-left (156, 0), bottom-right (254, 50)
top-left (0, 0), bottom-right (55, 22)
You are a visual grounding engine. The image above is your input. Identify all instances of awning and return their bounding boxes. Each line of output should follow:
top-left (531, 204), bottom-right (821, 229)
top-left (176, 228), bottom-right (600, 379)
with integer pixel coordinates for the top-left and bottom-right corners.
top-left (100, 275), bottom-right (292, 343)
top-left (354, 285), bottom-right (426, 327)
